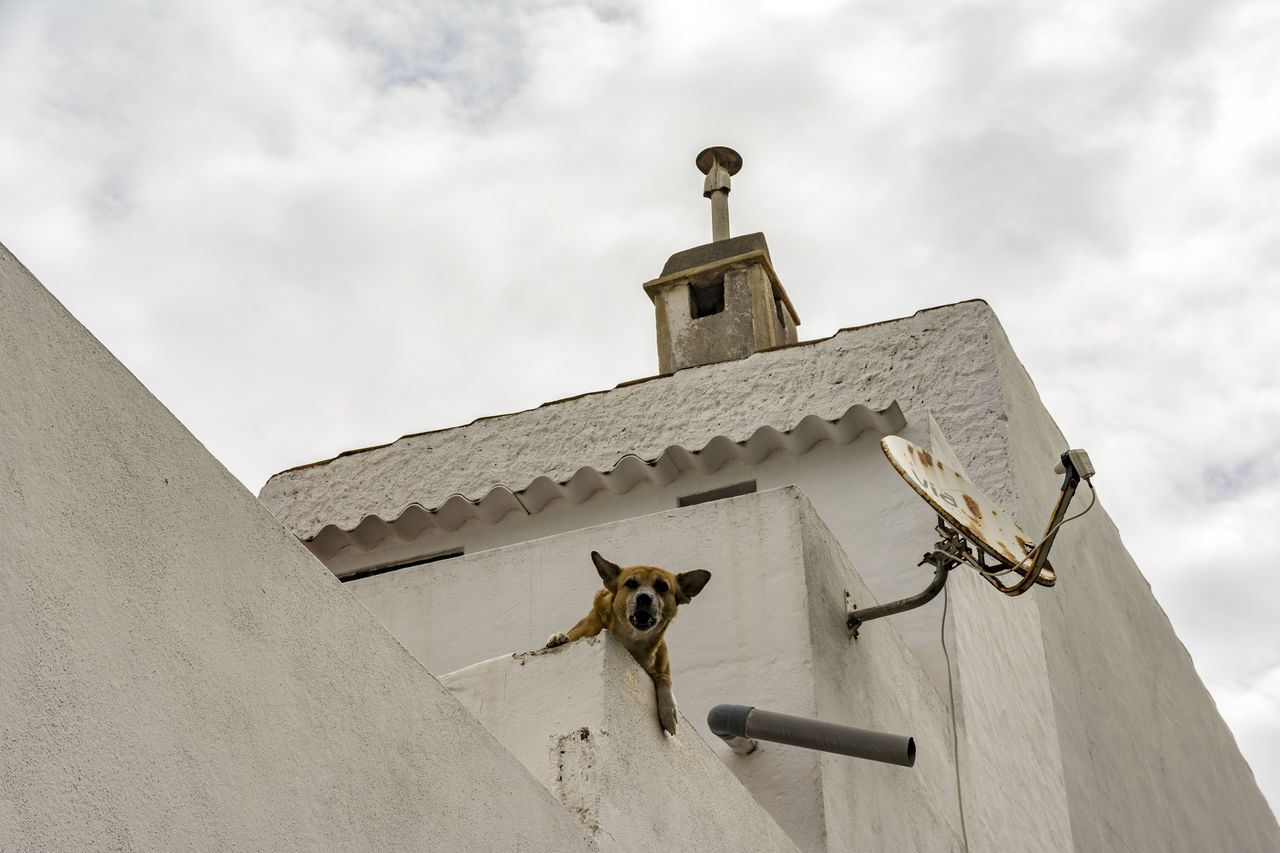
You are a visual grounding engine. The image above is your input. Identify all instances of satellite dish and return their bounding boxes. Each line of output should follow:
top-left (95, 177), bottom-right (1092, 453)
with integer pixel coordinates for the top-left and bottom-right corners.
top-left (880, 435), bottom-right (1055, 586)
top-left (849, 425), bottom-right (1096, 633)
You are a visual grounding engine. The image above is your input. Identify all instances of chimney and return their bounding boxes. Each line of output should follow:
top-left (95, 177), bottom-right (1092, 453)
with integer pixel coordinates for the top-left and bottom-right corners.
top-left (643, 148), bottom-right (800, 374)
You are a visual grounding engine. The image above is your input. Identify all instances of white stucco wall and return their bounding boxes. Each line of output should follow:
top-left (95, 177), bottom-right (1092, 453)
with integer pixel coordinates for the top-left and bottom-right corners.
top-left (278, 300), bottom-right (1080, 847)
top-left (265, 295), bottom-right (1279, 850)
top-left (349, 486), bottom-right (964, 852)
top-left (442, 633), bottom-right (803, 853)
top-left (988, 319), bottom-right (1280, 852)
top-left (0, 243), bottom-right (596, 851)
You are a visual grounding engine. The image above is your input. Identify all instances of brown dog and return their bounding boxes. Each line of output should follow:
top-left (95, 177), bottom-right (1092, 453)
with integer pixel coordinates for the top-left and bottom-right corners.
top-left (545, 551), bottom-right (711, 735)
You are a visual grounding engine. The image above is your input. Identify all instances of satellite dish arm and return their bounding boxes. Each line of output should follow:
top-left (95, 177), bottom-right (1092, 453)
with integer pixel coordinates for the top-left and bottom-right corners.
top-left (983, 451), bottom-right (1091, 597)
top-left (847, 525), bottom-right (967, 637)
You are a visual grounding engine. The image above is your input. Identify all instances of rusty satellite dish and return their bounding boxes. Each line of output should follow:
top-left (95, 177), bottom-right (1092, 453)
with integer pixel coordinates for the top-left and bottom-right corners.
top-left (848, 425), bottom-right (1095, 634)
top-left (881, 435), bottom-right (1055, 586)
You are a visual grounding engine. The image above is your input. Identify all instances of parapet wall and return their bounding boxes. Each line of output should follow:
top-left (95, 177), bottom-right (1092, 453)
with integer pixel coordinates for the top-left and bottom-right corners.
top-left (442, 633), bottom-right (802, 853)
top-left (0, 243), bottom-right (595, 852)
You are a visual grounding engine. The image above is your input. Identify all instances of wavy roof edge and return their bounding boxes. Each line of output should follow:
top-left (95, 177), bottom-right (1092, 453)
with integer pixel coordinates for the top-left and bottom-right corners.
top-left (304, 401), bottom-right (906, 560)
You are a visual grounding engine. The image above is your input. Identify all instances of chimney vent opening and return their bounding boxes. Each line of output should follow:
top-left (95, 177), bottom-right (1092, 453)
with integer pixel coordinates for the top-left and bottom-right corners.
top-left (690, 277), bottom-right (726, 318)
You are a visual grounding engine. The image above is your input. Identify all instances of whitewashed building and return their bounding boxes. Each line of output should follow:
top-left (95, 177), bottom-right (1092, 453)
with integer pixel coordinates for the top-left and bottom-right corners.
top-left (260, 151), bottom-right (1280, 851)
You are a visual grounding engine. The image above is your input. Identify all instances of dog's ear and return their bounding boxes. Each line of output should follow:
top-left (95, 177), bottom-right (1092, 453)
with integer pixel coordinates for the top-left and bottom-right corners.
top-left (675, 569), bottom-right (711, 604)
top-left (591, 551), bottom-right (622, 591)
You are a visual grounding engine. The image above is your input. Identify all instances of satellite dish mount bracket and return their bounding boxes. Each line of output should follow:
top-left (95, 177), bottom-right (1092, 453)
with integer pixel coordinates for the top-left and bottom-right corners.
top-left (846, 520), bottom-right (970, 638)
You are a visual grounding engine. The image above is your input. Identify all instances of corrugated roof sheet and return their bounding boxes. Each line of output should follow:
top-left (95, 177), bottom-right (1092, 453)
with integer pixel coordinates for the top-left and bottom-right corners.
top-left (304, 401), bottom-right (904, 559)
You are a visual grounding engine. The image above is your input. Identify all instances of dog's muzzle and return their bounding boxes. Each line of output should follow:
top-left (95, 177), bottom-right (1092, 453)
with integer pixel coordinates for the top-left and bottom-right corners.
top-left (629, 593), bottom-right (659, 631)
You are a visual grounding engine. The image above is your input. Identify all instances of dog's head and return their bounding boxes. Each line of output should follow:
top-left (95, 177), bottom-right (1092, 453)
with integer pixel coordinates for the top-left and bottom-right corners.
top-left (591, 551), bottom-right (711, 638)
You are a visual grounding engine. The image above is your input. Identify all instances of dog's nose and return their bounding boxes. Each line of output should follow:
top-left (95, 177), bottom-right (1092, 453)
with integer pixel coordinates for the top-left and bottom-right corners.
top-left (635, 592), bottom-right (653, 609)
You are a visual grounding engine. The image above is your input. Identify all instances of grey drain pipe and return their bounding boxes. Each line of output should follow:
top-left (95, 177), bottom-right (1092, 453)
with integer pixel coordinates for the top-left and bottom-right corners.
top-left (708, 704), bottom-right (915, 767)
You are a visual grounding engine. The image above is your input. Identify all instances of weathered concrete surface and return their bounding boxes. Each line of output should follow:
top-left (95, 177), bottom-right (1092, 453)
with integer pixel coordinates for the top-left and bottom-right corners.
top-left (442, 633), bottom-right (802, 853)
top-left (645, 249), bottom-right (799, 373)
top-left (0, 243), bottom-right (597, 852)
top-left (351, 487), bottom-right (963, 852)
top-left (660, 231), bottom-right (773, 276)
top-left (259, 301), bottom-right (984, 542)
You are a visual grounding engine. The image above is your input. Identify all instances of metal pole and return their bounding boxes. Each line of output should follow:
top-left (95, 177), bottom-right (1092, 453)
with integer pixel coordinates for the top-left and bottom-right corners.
top-left (696, 146), bottom-right (742, 243)
top-left (708, 188), bottom-right (730, 241)
top-left (846, 526), bottom-right (965, 637)
top-left (847, 559), bottom-right (951, 637)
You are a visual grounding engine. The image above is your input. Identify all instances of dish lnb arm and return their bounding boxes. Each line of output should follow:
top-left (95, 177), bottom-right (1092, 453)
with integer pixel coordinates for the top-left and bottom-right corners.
top-left (993, 446), bottom-right (1097, 596)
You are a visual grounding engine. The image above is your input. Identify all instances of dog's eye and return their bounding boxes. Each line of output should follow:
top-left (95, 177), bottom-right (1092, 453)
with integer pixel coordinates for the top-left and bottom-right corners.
top-left (654, 579), bottom-right (669, 595)
top-left (624, 577), bottom-right (640, 589)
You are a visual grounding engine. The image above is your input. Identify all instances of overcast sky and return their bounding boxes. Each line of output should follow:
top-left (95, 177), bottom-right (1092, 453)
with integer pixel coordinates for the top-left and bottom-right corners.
top-left (2, 0), bottom-right (1277, 817)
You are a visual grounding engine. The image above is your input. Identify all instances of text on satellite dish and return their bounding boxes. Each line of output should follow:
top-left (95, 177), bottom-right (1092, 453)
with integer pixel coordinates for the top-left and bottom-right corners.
top-left (881, 436), bottom-right (1054, 583)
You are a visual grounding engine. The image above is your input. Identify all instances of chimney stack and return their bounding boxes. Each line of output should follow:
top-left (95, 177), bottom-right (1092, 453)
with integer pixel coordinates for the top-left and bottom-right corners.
top-left (643, 148), bottom-right (800, 374)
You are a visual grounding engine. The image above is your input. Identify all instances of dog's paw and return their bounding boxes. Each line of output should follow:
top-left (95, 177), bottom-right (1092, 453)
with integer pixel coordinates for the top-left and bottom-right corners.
top-left (545, 632), bottom-right (571, 648)
top-left (656, 684), bottom-right (678, 735)
top-left (659, 705), bottom-right (678, 736)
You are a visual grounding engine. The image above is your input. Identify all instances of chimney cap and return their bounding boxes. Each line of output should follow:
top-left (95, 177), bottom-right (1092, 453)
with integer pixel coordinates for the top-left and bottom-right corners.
top-left (696, 146), bottom-right (742, 176)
